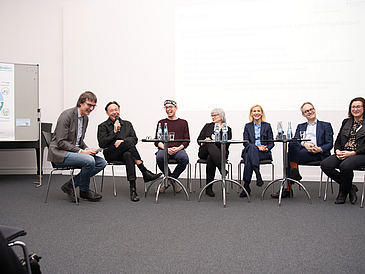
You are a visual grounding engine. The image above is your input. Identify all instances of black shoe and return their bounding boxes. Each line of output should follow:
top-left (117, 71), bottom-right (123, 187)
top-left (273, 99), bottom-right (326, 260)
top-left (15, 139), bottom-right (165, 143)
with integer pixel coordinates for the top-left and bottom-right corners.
top-left (206, 187), bottom-right (215, 197)
top-left (130, 188), bottom-right (140, 202)
top-left (348, 185), bottom-right (358, 204)
top-left (143, 170), bottom-right (162, 183)
top-left (240, 181), bottom-right (251, 198)
top-left (240, 183), bottom-right (251, 198)
top-left (335, 190), bottom-right (348, 204)
top-left (239, 188), bottom-right (251, 198)
top-left (270, 189), bottom-right (293, 198)
top-left (61, 181), bottom-right (78, 202)
top-left (256, 180), bottom-right (264, 187)
top-left (80, 190), bottom-right (102, 202)
top-left (290, 167), bottom-right (302, 181)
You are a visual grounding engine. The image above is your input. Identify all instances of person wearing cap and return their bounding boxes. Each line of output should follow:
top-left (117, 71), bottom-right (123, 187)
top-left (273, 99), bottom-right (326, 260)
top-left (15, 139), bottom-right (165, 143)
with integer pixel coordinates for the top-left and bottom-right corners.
top-left (97, 101), bottom-right (162, 202)
top-left (155, 100), bottom-right (190, 193)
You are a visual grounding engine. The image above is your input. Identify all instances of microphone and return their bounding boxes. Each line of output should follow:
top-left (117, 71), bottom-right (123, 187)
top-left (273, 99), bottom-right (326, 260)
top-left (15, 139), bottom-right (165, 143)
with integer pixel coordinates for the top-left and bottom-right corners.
top-left (115, 115), bottom-right (120, 132)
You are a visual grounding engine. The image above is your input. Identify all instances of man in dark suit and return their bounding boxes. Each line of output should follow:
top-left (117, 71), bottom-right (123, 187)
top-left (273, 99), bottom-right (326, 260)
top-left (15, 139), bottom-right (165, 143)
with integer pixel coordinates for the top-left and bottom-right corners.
top-left (48, 91), bottom-right (106, 202)
top-left (271, 102), bottom-right (333, 198)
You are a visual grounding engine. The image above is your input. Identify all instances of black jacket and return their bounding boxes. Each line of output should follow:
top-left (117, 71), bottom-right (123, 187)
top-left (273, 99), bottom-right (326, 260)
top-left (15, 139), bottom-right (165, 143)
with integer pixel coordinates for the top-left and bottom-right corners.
top-left (334, 118), bottom-right (365, 155)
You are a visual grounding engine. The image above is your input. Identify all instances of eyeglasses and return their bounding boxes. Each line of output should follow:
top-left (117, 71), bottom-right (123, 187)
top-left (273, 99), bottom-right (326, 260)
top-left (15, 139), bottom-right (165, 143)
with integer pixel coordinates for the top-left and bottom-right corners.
top-left (165, 106), bottom-right (175, 110)
top-left (303, 107), bottom-right (314, 114)
top-left (351, 105), bottom-right (363, 110)
top-left (86, 103), bottom-right (97, 108)
top-left (211, 114), bottom-right (219, 117)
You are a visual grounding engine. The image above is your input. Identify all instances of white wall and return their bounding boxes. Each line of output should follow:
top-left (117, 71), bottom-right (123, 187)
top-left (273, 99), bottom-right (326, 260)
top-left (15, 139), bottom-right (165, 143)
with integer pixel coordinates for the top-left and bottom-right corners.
top-left (0, 0), bottom-right (363, 182)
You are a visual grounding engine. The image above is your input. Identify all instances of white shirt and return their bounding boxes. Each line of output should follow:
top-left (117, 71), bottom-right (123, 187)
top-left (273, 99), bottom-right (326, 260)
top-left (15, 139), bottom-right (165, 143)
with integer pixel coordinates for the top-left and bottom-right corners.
top-left (305, 119), bottom-right (317, 146)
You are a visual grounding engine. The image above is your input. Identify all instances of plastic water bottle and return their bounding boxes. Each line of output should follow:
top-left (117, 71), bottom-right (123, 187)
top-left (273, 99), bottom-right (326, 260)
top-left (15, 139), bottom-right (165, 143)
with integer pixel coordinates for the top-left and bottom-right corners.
top-left (157, 123), bottom-right (162, 141)
top-left (214, 123), bottom-right (220, 142)
top-left (163, 123), bottom-right (169, 141)
top-left (287, 122), bottom-right (293, 140)
top-left (222, 123), bottom-right (228, 142)
top-left (277, 121), bottom-right (283, 140)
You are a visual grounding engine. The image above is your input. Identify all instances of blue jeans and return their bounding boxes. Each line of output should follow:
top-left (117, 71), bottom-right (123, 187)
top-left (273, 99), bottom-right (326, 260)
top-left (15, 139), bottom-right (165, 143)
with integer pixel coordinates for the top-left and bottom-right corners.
top-left (54, 152), bottom-right (107, 191)
top-left (156, 149), bottom-right (189, 179)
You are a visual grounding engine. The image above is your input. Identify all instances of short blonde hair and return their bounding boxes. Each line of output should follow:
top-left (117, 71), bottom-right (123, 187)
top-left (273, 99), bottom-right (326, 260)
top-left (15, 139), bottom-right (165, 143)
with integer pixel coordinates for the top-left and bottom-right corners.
top-left (249, 104), bottom-right (266, 123)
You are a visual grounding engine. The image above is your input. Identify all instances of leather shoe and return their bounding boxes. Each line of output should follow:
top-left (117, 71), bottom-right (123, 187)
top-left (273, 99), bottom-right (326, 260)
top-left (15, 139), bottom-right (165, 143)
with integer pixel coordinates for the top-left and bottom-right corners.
top-left (290, 167), bottom-right (302, 181)
top-left (130, 188), bottom-right (140, 202)
top-left (239, 188), bottom-right (251, 198)
top-left (61, 181), bottom-right (78, 203)
top-left (256, 180), bottom-right (264, 187)
top-left (348, 185), bottom-right (358, 204)
top-left (80, 190), bottom-right (102, 202)
top-left (143, 170), bottom-right (162, 183)
top-left (270, 188), bottom-right (293, 198)
top-left (335, 190), bottom-right (348, 204)
top-left (206, 187), bottom-right (215, 197)
top-left (240, 183), bottom-right (251, 198)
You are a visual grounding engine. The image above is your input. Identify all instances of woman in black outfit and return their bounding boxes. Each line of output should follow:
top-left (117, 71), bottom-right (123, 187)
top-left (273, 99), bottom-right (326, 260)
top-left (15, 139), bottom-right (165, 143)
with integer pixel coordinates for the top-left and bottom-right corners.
top-left (321, 97), bottom-right (365, 204)
top-left (197, 108), bottom-right (232, 197)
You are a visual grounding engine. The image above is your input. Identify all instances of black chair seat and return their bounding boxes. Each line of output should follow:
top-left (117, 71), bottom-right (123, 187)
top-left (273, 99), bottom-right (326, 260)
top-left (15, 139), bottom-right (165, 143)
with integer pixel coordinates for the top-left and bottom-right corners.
top-left (0, 225), bottom-right (26, 242)
top-left (299, 161), bottom-right (322, 166)
top-left (51, 164), bottom-right (82, 170)
top-left (107, 160), bottom-right (126, 165)
top-left (0, 225), bottom-right (31, 273)
top-left (239, 158), bottom-right (273, 165)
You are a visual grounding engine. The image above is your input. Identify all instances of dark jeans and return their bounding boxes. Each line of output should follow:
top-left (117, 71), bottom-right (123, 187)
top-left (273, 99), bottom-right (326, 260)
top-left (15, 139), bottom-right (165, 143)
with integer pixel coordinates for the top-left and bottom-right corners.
top-left (321, 154), bottom-right (365, 192)
top-left (104, 139), bottom-right (142, 181)
top-left (242, 143), bottom-right (271, 183)
top-left (198, 143), bottom-right (226, 185)
top-left (156, 149), bottom-right (189, 179)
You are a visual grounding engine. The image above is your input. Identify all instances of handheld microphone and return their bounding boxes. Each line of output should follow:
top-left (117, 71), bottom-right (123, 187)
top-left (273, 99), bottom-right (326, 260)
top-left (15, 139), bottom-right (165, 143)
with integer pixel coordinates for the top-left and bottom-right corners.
top-left (115, 115), bottom-right (120, 132)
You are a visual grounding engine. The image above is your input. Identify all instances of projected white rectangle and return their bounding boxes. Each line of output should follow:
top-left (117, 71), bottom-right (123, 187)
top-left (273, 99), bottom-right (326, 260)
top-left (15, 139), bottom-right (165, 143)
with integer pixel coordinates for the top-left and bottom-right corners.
top-left (175, 1), bottom-right (365, 111)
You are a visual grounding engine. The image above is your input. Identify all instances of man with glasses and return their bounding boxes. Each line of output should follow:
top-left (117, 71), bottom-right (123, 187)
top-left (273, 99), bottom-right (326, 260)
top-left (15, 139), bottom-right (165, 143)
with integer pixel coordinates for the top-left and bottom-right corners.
top-left (271, 102), bottom-right (333, 198)
top-left (48, 91), bottom-right (106, 202)
top-left (155, 100), bottom-right (190, 193)
top-left (97, 101), bottom-right (162, 202)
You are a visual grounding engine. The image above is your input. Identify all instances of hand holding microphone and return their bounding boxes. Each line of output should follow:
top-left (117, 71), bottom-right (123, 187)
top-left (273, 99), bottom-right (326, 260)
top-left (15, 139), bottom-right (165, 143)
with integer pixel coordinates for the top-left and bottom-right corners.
top-left (114, 115), bottom-right (121, 133)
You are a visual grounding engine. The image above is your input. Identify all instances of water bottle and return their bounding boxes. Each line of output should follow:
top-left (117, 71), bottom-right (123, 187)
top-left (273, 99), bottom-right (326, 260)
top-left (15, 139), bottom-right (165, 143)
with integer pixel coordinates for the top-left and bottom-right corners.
top-left (277, 121), bottom-right (283, 140)
top-left (214, 123), bottom-right (220, 142)
top-left (163, 123), bottom-right (169, 141)
top-left (157, 123), bottom-right (162, 141)
top-left (222, 123), bottom-right (228, 142)
top-left (287, 122), bottom-right (293, 140)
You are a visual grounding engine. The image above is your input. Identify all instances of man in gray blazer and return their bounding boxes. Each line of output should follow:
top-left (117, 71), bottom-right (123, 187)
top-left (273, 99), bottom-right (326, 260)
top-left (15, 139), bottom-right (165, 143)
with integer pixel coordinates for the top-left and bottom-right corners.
top-left (48, 91), bottom-right (106, 202)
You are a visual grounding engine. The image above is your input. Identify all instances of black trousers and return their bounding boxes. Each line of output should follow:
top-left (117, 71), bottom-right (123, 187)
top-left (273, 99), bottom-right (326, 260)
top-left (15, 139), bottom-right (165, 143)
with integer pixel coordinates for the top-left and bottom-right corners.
top-left (198, 143), bottom-right (226, 185)
top-left (104, 139), bottom-right (142, 181)
top-left (321, 154), bottom-right (365, 192)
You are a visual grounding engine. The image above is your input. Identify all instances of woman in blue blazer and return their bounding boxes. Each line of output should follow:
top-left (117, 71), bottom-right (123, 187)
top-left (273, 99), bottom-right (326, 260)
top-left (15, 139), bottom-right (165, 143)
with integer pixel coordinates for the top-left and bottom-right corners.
top-left (240, 104), bottom-right (274, 198)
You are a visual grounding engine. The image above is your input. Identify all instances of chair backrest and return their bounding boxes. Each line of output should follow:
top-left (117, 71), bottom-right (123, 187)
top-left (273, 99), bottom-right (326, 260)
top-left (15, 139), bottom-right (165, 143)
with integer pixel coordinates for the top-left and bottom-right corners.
top-left (0, 225), bottom-right (27, 242)
top-left (42, 131), bottom-right (52, 149)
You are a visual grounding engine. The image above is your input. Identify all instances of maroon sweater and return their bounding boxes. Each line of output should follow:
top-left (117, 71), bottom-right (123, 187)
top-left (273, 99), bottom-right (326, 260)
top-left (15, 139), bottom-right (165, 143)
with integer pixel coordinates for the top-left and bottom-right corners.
top-left (155, 118), bottom-right (190, 148)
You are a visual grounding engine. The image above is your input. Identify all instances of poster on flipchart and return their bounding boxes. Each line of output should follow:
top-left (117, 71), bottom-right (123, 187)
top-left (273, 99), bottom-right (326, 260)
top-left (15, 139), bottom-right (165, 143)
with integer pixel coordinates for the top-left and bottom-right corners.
top-left (0, 63), bottom-right (39, 141)
top-left (0, 63), bottom-right (15, 140)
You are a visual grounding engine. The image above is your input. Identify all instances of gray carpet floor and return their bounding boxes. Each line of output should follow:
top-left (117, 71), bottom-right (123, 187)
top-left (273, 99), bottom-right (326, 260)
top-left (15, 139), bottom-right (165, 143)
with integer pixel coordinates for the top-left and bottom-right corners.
top-left (1, 174), bottom-right (365, 274)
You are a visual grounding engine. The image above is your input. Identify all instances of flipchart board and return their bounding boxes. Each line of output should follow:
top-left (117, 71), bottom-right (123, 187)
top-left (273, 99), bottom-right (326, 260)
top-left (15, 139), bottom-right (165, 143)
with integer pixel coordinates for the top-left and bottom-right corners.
top-left (0, 62), bottom-right (39, 141)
